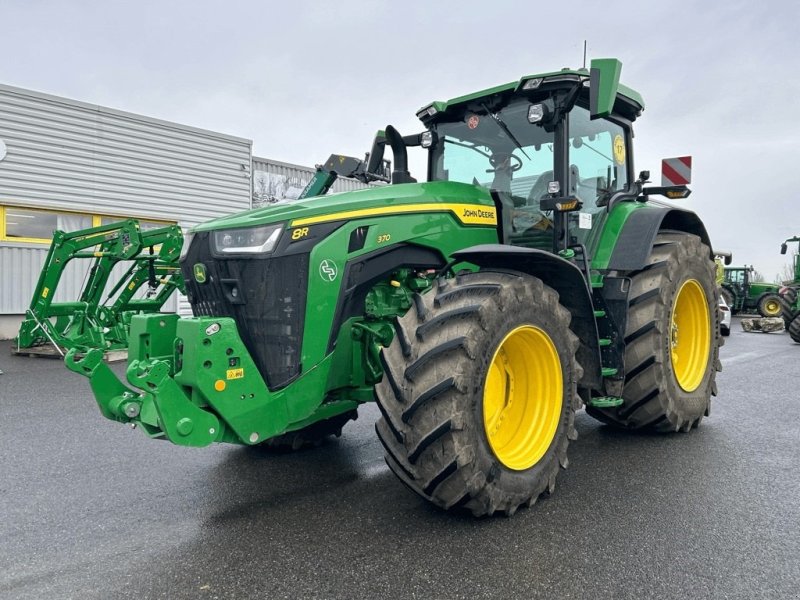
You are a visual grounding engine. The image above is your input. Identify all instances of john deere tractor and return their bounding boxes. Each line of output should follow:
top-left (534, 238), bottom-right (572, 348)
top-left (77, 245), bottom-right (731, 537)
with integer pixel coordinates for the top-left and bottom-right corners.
top-left (66, 59), bottom-right (721, 517)
top-left (721, 265), bottom-right (783, 317)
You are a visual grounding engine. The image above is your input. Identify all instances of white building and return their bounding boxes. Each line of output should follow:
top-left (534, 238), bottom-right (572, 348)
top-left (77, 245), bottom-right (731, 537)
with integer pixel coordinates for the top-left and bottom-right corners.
top-left (0, 83), bottom-right (254, 339)
top-left (0, 84), bottom-right (371, 340)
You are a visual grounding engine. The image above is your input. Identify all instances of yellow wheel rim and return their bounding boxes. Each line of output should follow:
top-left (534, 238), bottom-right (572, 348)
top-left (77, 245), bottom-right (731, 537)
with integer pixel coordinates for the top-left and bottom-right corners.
top-left (483, 325), bottom-right (562, 471)
top-left (763, 299), bottom-right (781, 316)
top-left (670, 279), bottom-right (711, 392)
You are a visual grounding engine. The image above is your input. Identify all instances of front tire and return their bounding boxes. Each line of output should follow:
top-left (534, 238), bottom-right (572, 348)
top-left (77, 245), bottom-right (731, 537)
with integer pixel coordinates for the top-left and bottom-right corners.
top-left (780, 287), bottom-right (797, 330)
top-left (789, 313), bottom-right (800, 343)
top-left (375, 271), bottom-right (581, 516)
top-left (587, 231), bottom-right (721, 432)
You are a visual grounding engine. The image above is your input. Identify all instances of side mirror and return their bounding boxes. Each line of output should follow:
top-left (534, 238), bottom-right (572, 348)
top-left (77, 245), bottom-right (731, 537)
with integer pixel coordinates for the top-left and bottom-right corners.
top-left (715, 251), bottom-right (733, 266)
top-left (781, 243), bottom-right (788, 255)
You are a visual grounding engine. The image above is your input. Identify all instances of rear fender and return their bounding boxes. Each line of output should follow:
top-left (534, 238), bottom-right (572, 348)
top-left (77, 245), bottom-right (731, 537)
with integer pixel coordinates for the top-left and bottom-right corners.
top-left (605, 206), bottom-right (712, 272)
top-left (452, 245), bottom-right (601, 389)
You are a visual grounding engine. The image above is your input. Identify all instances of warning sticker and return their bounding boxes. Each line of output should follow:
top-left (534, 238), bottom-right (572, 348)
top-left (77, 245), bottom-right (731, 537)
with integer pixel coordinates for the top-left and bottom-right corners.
top-left (467, 115), bottom-right (480, 129)
top-left (226, 368), bottom-right (244, 380)
top-left (613, 135), bottom-right (626, 165)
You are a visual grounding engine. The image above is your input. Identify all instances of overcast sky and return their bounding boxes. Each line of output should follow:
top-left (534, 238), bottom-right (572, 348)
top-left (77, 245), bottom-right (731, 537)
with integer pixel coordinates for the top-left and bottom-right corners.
top-left (2, 0), bottom-right (798, 280)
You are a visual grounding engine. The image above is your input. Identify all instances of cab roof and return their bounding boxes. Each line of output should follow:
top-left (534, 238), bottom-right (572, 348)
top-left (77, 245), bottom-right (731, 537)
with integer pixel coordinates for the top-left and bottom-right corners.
top-left (416, 67), bottom-right (645, 123)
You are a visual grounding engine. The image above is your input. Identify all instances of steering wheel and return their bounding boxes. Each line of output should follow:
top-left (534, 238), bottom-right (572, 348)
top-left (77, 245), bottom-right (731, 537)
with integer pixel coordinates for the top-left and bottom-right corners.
top-left (488, 153), bottom-right (523, 173)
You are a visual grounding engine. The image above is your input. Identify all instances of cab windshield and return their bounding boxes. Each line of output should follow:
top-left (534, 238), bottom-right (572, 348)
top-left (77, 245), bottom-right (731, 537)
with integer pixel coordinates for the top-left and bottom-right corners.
top-left (429, 98), bottom-right (555, 248)
top-left (429, 94), bottom-right (635, 251)
top-left (430, 99), bottom-right (554, 204)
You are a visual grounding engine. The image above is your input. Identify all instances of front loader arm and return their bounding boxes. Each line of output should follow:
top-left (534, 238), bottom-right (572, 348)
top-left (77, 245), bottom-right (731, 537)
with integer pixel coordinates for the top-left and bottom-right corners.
top-left (17, 220), bottom-right (145, 349)
top-left (17, 221), bottom-right (185, 352)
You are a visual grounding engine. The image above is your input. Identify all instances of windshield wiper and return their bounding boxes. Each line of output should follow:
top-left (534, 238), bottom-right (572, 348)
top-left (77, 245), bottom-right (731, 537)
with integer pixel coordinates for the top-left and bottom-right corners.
top-left (481, 103), bottom-right (530, 160)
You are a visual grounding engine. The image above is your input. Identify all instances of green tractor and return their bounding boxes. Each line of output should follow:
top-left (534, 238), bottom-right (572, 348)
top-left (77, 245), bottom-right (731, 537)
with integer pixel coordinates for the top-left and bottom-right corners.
top-left (721, 265), bottom-right (783, 317)
top-left (779, 236), bottom-right (800, 341)
top-left (65, 58), bottom-right (722, 516)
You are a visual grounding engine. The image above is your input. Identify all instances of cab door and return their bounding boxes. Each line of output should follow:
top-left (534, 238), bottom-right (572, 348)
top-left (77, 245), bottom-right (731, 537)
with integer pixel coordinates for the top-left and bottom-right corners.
top-left (566, 104), bottom-right (632, 254)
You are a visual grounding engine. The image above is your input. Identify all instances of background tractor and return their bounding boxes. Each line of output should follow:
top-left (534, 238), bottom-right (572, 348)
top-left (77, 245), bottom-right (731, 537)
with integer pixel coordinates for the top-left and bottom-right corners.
top-left (65, 58), bottom-right (721, 517)
top-left (721, 265), bottom-right (783, 317)
top-left (779, 236), bottom-right (800, 341)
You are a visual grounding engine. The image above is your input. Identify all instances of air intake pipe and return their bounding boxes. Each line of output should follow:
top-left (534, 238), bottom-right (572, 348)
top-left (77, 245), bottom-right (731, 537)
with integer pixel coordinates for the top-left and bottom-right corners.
top-left (385, 125), bottom-right (417, 184)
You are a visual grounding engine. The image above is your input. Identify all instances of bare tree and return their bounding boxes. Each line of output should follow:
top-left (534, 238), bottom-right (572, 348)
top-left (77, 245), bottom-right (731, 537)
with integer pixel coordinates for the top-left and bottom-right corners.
top-left (776, 260), bottom-right (796, 284)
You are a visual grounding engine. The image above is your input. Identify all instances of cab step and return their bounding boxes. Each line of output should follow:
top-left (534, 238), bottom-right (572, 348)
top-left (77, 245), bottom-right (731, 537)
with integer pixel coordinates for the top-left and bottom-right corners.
top-left (589, 396), bottom-right (624, 408)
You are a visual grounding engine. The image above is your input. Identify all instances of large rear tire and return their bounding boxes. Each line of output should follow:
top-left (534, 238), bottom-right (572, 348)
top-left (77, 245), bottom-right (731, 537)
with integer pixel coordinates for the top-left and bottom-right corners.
top-left (757, 293), bottom-right (783, 318)
top-left (375, 271), bottom-right (581, 516)
top-left (586, 231), bottom-right (721, 431)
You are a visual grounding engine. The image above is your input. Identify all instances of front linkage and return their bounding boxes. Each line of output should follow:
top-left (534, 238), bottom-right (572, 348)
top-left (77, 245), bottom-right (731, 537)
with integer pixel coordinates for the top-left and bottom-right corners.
top-left (65, 269), bottom-right (432, 447)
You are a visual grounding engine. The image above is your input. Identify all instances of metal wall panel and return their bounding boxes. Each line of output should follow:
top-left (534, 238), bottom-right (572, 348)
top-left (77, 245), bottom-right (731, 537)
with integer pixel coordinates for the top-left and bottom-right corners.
top-left (0, 243), bottom-right (178, 315)
top-left (0, 84), bottom-right (252, 224)
top-left (0, 83), bottom-right (252, 318)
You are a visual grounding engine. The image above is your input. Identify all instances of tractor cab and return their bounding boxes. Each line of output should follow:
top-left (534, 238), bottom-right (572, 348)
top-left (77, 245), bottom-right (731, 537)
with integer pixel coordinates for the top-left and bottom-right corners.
top-left (420, 77), bottom-right (638, 254)
top-left (364, 60), bottom-right (688, 269)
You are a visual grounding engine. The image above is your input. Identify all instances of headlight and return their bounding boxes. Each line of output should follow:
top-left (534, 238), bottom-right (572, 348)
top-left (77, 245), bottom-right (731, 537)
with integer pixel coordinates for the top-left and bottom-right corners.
top-left (179, 231), bottom-right (195, 260)
top-left (212, 223), bottom-right (283, 254)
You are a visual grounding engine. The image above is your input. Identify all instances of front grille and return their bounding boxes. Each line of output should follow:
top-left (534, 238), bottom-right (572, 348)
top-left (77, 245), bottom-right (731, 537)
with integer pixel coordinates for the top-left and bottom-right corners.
top-left (181, 232), bottom-right (308, 390)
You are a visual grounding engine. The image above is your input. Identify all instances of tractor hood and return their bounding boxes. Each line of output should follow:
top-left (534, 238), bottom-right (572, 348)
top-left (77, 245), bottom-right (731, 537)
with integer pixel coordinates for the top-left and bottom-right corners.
top-left (191, 181), bottom-right (496, 233)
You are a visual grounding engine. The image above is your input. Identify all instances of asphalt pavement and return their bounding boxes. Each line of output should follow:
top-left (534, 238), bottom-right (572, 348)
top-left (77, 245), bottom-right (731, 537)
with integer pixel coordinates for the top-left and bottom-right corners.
top-left (1, 318), bottom-right (798, 600)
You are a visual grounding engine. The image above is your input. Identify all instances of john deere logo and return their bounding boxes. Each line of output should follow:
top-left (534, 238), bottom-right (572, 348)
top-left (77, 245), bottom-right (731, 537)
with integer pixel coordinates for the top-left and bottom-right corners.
top-left (319, 259), bottom-right (338, 282)
top-left (193, 263), bottom-right (207, 283)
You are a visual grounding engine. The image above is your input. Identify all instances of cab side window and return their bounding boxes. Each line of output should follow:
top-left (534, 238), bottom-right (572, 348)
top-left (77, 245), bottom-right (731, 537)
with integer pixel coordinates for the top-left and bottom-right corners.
top-left (566, 105), bottom-right (630, 248)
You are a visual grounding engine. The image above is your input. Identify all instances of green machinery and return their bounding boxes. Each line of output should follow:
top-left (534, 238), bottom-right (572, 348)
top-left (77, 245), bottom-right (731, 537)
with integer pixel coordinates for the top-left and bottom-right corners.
top-left (16, 220), bottom-right (185, 354)
top-left (65, 58), bottom-right (722, 516)
top-left (779, 236), bottom-right (800, 341)
top-left (721, 265), bottom-right (783, 317)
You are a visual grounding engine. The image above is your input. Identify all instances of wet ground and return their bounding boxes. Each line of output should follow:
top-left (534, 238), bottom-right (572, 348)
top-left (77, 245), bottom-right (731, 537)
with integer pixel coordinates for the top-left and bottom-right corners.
top-left (1, 318), bottom-right (798, 599)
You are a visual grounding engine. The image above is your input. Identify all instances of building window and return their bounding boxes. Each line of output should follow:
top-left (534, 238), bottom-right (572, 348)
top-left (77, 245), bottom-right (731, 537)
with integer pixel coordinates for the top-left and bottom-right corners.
top-left (98, 216), bottom-right (170, 232)
top-left (4, 207), bottom-right (91, 241)
top-left (0, 205), bottom-right (175, 243)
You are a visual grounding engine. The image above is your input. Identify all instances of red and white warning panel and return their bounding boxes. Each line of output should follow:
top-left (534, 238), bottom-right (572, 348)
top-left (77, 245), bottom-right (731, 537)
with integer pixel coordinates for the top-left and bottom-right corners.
top-left (661, 156), bottom-right (692, 186)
